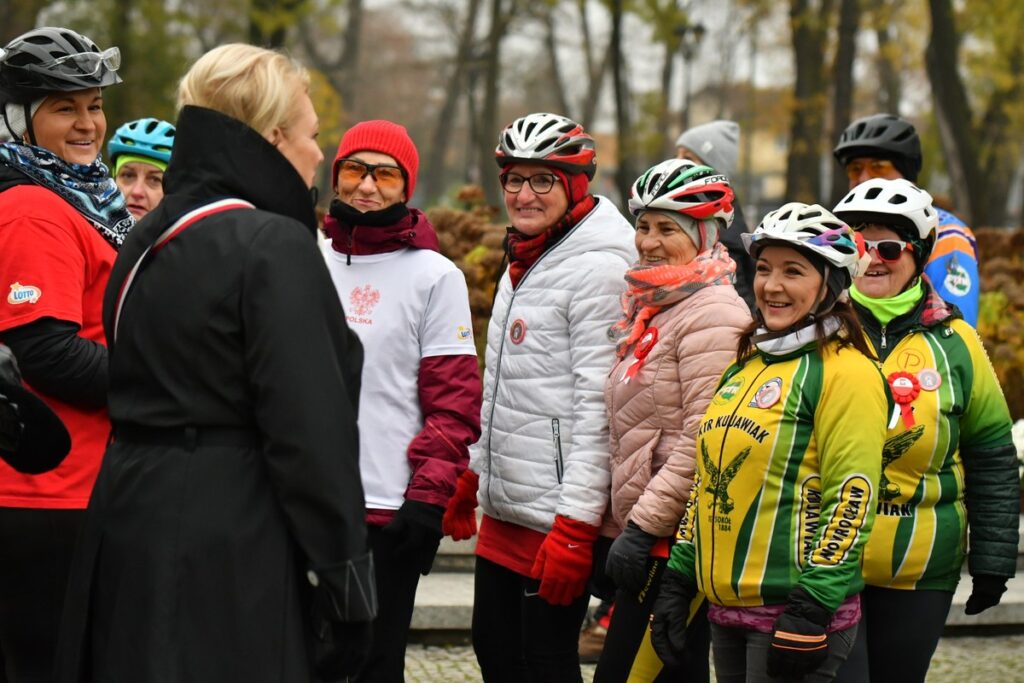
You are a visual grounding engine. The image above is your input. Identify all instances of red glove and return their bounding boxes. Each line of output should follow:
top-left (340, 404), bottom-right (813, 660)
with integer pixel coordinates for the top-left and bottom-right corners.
top-left (530, 515), bottom-right (600, 606)
top-left (442, 469), bottom-right (479, 541)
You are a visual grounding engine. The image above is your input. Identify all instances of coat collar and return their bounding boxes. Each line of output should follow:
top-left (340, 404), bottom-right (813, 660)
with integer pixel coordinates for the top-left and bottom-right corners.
top-left (163, 106), bottom-right (317, 231)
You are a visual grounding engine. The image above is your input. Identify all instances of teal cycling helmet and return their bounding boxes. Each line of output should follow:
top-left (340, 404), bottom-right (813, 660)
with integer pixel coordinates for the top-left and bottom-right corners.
top-left (108, 118), bottom-right (175, 166)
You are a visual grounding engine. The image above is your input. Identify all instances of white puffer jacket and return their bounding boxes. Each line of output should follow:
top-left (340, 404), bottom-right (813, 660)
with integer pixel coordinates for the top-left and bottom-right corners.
top-left (471, 196), bottom-right (636, 533)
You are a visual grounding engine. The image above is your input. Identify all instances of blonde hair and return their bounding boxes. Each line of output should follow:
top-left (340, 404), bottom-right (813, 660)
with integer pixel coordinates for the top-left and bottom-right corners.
top-left (177, 43), bottom-right (310, 138)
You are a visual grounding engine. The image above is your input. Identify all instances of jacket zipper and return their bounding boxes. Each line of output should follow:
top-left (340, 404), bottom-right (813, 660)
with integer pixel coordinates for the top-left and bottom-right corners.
top-left (708, 363), bottom-right (770, 606)
top-left (481, 232), bottom-right (578, 514)
top-left (551, 418), bottom-right (564, 484)
top-left (880, 324), bottom-right (887, 350)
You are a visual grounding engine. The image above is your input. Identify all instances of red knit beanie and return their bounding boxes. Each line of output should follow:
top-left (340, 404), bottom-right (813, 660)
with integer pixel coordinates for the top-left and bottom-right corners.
top-left (332, 120), bottom-right (420, 199)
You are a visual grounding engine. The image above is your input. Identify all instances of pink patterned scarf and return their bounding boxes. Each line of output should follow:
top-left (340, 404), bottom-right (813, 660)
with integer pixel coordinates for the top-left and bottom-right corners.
top-left (611, 242), bottom-right (737, 358)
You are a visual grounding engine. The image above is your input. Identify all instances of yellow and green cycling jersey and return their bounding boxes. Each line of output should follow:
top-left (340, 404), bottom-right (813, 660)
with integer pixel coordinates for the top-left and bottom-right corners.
top-left (861, 316), bottom-right (1014, 590)
top-left (669, 337), bottom-right (888, 612)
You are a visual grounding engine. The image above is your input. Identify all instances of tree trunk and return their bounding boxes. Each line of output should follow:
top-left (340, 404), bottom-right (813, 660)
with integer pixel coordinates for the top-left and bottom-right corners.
top-left (476, 0), bottom-right (509, 208)
top-left (296, 0), bottom-right (363, 119)
top-left (785, 0), bottom-right (834, 204)
top-left (106, 0), bottom-right (133, 132)
top-left (925, 0), bottom-right (986, 225)
top-left (543, 5), bottom-right (574, 119)
top-left (658, 41), bottom-right (677, 160)
top-left (335, 0), bottom-right (364, 116)
top-left (871, 0), bottom-right (901, 113)
top-left (828, 0), bottom-right (860, 205)
top-left (578, 0), bottom-right (611, 129)
top-left (0, 0), bottom-right (49, 45)
top-left (611, 0), bottom-right (634, 207)
top-left (249, 0), bottom-right (306, 48)
top-left (975, 41), bottom-right (1023, 227)
top-left (420, 0), bottom-right (483, 204)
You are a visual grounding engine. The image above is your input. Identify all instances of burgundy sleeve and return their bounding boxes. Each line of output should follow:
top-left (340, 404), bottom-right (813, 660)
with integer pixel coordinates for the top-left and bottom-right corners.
top-left (405, 354), bottom-right (482, 507)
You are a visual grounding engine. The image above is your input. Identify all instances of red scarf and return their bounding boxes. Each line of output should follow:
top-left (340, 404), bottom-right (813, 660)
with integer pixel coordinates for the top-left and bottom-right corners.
top-left (324, 202), bottom-right (440, 258)
top-left (506, 195), bottom-right (597, 289)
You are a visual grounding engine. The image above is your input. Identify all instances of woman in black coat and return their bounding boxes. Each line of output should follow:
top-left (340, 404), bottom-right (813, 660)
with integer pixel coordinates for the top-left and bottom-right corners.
top-left (56, 44), bottom-right (375, 682)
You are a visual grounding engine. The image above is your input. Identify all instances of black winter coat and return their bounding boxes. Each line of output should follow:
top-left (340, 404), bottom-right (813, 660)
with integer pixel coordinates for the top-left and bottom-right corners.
top-left (56, 106), bottom-right (372, 682)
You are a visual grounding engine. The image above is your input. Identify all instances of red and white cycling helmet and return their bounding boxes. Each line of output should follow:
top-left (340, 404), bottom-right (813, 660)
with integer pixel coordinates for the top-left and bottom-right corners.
top-left (495, 113), bottom-right (597, 179)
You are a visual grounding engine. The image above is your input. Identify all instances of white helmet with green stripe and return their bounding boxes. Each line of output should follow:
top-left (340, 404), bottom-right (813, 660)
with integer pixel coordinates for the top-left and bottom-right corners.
top-left (627, 159), bottom-right (735, 228)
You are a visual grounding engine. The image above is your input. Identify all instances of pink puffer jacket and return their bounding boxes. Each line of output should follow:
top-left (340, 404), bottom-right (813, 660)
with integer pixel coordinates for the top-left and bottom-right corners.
top-left (602, 284), bottom-right (751, 538)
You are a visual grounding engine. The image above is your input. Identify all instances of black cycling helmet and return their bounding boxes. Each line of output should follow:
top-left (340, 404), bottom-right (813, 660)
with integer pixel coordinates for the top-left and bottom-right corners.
top-left (0, 27), bottom-right (121, 147)
top-left (833, 113), bottom-right (921, 182)
top-left (0, 27), bottom-right (121, 104)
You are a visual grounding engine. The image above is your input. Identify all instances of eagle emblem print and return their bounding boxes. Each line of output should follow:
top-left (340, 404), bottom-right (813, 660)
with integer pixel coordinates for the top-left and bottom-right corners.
top-left (701, 440), bottom-right (751, 518)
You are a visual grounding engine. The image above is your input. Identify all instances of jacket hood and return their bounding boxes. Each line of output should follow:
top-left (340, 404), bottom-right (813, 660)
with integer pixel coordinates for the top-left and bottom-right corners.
top-left (163, 106), bottom-right (317, 231)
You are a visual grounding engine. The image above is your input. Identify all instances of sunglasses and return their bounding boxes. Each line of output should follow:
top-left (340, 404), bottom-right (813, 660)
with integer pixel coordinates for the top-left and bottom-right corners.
top-left (845, 158), bottom-right (896, 182)
top-left (500, 172), bottom-right (558, 195)
top-left (336, 158), bottom-right (405, 189)
top-left (862, 238), bottom-right (912, 262)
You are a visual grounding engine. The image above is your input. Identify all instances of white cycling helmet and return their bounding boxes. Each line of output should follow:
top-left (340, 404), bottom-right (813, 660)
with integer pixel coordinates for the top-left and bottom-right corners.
top-left (627, 158), bottom-right (735, 227)
top-left (832, 177), bottom-right (938, 244)
top-left (744, 203), bottom-right (867, 316)
top-left (744, 203), bottom-right (863, 281)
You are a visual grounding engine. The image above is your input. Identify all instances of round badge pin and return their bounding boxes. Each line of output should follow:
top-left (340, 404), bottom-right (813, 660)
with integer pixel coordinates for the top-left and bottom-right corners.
top-left (755, 381), bottom-right (782, 409)
top-left (917, 368), bottom-right (942, 392)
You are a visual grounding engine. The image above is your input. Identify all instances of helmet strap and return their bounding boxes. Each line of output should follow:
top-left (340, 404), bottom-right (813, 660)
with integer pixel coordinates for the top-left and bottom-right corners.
top-left (22, 103), bottom-right (37, 146)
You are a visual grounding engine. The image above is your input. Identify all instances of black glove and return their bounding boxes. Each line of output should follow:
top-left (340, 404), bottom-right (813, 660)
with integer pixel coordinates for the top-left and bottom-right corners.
top-left (0, 344), bottom-right (23, 455)
top-left (383, 500), bottom-right (444, 575)
top-left (307, 553), bottom-right (377, 680)
top-left (0, 343), bottom-right (70, 474)
top-left (650, 567), bottom-right (698, 668)
top-left (312, 615), bottom-right (373, 681)
top-left (965, 575), bottom-right (1009, 615)
top-left (606, 521), bottom-right (660, 595)
top-left (766, 586), bottom-right (832, 680)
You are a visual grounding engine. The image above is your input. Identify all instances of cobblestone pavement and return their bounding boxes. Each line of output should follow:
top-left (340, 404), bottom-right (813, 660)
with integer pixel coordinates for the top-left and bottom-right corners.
top-left (405, 635), bottom-right (1024, 682)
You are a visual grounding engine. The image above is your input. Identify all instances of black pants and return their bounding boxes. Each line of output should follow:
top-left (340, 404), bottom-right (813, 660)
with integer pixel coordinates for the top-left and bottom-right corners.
top-left (594, 557), bottom-right (710, 683)
top-left (472, 555), bottom-right (591, 683)
top-left (834, 586), bottom-right (953, 683)
top-left (0, 508), bottom-right (83, 683)
top-left (353, 525), bottom-right (426, 683)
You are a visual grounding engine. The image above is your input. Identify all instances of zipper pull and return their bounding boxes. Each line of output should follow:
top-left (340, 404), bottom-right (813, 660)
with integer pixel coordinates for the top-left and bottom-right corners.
top-left (881, 325), bottom-right (887, 350)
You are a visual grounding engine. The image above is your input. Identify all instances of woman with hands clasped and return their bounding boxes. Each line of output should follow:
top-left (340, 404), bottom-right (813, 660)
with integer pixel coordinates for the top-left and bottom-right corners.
top-left (56, 44), bottom-right (374, 683)
top-left (832, 179), bottom-right (1019, 683)
top-left (594, 159), bottom-right (751, 682)
top-left (443, 112), bottom-right (635, 682)
top-left (650, 204), bottom-right (888, 682)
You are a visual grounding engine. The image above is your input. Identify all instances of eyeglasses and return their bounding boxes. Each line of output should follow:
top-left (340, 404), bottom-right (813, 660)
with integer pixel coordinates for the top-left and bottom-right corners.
top-left (500, 172), bottom-right (558, 195)
top-left (863, 238), bottom-right (912, 262)
top-left (336, 158), bottom-right (405, 189)
top-left (845, 158), bottom-right (897, 182)
top-left (49, 47), bottom-right (122, 77)
top-left (0, 46), bottom-right (120, 77)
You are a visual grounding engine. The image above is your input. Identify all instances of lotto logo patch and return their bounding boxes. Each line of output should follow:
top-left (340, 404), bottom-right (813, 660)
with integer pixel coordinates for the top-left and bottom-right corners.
top-left (457, 326), bottom-right (472, 341)
top-left (7, 283), bottom-right (41, 305)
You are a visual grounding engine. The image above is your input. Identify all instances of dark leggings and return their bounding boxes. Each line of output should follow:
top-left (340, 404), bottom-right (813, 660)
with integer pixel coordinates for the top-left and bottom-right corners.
top-left (834, 586), bottom-right (953, 683)
top-left (354, 524), bottom-right (426, 683)
top-left (472, 555), bottom-right (591, 683)
top-left (0, 507), bottom-right (84, 683)
top-left (594, 557), bottom-right (710, 683)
